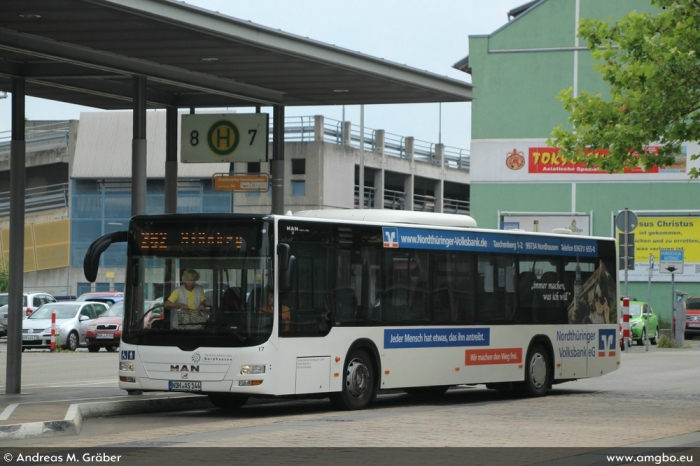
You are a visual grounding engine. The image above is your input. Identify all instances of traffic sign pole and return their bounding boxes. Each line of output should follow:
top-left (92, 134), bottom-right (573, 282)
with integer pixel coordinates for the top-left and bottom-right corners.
top-left (646, 254), bottom-right (653, 352)
top-left (624, 209), bottom-right (629, 298)
top-left (622, 297), bottom-right (630, 351)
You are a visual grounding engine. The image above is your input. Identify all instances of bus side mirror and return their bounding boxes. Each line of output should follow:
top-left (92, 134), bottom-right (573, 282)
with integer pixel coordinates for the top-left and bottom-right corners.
top-left (277, 243), bottom-right (296, 293)
top-left (84, 231), bottom-right (128, 282)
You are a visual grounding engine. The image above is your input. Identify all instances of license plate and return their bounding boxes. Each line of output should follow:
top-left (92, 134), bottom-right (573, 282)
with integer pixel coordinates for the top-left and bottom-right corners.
top-left (688, 323), bottom-right (700, 328)
top-left (96, 333), bottom-right (115, 339)
top-left (22, 335), bottom-right (39, 341)
top-left (169, 381), bottom-right (201, 392)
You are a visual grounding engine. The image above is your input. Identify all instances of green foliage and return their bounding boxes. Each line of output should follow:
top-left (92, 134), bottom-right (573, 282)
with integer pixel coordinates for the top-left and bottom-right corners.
top-left (548, 0), bottom-right (700, 177)
top-left (0, 262), bottom-right (8, 293)
top-left (658, 317), bottom-right (671, 329)
top-left (657, 334), bottom-right (674, 348)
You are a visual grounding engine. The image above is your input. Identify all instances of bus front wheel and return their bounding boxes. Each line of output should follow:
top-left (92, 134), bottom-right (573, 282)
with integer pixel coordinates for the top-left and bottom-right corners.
top-left (330, 349), bottom-right (374, 410)
top-left (518, 344), bottom-right (550, 397)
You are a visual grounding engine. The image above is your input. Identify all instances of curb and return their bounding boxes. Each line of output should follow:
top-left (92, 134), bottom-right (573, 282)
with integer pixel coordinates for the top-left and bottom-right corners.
top-left (0, 395), bottom-right (213, 441)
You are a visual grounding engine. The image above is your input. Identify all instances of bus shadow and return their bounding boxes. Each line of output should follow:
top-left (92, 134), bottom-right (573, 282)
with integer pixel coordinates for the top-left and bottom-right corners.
top-left (164, 385), bottom-right (603, 421)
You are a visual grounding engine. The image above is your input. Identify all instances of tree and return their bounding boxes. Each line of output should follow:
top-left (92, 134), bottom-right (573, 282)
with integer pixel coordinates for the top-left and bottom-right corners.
top-left (549, 0), bottom-right (700, 178)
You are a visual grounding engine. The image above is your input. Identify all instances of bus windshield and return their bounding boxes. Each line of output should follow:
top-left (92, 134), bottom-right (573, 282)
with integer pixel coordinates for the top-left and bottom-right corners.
top-left (122, 218), bottom-right (273, 349)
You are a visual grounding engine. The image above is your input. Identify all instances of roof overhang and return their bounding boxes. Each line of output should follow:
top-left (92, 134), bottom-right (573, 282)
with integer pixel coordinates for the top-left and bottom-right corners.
top-left (0, 0), bottom-right (473, 109)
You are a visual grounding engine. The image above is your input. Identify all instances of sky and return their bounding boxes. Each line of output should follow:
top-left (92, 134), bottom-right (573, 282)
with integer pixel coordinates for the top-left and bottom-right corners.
top-left (0, 0), bottom-right (526, 151)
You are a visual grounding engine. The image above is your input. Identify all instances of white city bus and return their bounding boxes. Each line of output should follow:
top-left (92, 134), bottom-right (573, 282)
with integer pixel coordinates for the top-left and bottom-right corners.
top-left (84, 210), bottom-right (620, 410)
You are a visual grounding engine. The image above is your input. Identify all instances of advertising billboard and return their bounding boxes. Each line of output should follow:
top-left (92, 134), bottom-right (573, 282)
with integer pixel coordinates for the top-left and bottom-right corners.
top-left (619, 216), bottom-right (700, 282)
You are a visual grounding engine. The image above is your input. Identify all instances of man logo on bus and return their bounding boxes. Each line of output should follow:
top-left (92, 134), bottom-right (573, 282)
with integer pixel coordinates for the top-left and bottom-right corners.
top-left (383, 228), bottom-right (399, 248)
top-left (598, 329), bottom-right (616, 357)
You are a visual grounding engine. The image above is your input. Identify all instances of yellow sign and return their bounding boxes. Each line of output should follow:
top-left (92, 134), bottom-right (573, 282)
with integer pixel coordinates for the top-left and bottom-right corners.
top-left (207, 120), bottom-right (240, 155)
top-left (213, 174), bottom-right (269, 192)
top-left (633, 217), bottom-right (699, 262)
top-left (620, 216), bottom-right (700, 282)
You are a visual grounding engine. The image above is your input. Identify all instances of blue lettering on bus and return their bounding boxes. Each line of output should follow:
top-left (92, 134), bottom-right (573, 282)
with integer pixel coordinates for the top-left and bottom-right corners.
top-left (383, 227), bottom-right (598, 257)
top-left (384, 328), bottom-right (490, 349)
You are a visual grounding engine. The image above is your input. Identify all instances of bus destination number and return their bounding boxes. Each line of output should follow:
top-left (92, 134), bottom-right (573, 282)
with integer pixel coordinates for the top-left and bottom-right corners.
top-left (139, 232), bottom-right (242, 250)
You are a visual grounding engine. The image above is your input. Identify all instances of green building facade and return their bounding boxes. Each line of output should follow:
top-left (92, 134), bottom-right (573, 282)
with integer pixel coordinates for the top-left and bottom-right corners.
top-left (460, 0), bottom-right (700, 320)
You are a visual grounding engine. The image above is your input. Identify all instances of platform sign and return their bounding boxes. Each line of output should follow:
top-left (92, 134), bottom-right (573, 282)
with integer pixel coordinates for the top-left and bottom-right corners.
top-left (659, 249), bottom-right (684, 274)
top-left (213, 174), bottom-right (269, 192)
top-left (181, 113), bottom-right (269, 163)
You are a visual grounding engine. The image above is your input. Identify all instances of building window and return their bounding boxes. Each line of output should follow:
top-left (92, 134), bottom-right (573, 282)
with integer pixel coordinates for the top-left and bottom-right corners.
top-left (292, 159), bottom-right (306, 175)
top-left (96, 282), bottom-right (110, 292)
top-left (248, 162), bottom-right (261, 173)
top-left (291, 180), bottom-right (306, 197)
top-left (77, 283), bottom-right (91, 295)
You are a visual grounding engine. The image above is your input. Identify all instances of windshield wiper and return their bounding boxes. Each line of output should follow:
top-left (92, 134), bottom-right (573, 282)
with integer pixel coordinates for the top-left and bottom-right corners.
top-left (178, 322), bottom-right (247, 341)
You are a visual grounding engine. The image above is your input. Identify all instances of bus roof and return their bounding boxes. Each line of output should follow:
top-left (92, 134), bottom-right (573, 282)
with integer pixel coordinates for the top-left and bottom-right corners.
top-left (292, 209), bottom-right (478, 228)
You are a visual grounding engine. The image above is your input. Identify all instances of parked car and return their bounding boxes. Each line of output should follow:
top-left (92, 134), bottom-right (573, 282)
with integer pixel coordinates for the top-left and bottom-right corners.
top-left (75, 291), bottom-right (124, 307)
top-left (85, 302), bottom-right (125, 352)
top-left (0, 291), bottom-right (57, 329)
top-left (86, 301), bottom-right (156, 351)
top-left (628, 300), bottom-right (659, 345)
top-left (22, 301), bottom-right (109, 351)
top-left (685, 296), bottom-right (700, 339)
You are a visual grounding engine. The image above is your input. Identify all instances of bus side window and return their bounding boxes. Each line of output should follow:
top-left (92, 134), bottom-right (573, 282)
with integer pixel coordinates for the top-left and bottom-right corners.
top-left (335, 288), bottom-right (357, 323)
top-left (518, 270), bottom-right (537, 324)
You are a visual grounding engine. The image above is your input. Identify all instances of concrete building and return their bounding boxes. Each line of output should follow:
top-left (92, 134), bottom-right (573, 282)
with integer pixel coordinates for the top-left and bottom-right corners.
top-left (0, 111), bottom-right (470, 297)
top-left (457, 0), bottom-right (700, 320)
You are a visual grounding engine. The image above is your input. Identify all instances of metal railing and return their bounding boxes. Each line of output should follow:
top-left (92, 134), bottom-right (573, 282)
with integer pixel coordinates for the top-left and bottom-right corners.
top-left (0, 183), bottom-right (69, 217)
top-left (0, 117), bottom-right (468, 170)
top-left (270, 116), bottom-right (470, 171)
top-left (0, 121), bottom-right (70, 156)
top-left (354, 185), bottom-right (470, 215)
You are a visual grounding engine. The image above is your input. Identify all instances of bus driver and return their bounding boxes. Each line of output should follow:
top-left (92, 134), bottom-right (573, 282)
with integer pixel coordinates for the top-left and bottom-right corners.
top-left (164, 269), bottom-right (207, 315)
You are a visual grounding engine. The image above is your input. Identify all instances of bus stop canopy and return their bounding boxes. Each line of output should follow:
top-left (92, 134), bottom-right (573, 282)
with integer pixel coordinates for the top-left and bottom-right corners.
top-left (0, 0), bottom-right (472, 109)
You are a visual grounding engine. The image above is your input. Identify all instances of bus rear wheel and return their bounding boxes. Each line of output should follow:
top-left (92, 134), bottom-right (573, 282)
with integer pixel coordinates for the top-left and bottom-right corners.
top-left (208, 393), bottom-right (249, 410)
top-left (330, 349), bottom-right (374, 410)
top-left (518, 344), bottom-right (550, 397)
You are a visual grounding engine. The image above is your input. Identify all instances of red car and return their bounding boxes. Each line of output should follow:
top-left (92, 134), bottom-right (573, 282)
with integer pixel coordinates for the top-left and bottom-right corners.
top-left (85, 302), bottom-right (125, 352)
top-left (685, 296), bottom-right (700, 339)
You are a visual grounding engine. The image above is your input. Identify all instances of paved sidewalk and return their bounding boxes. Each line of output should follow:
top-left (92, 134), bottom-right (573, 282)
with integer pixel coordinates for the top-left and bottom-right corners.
top-left (0, 386), bottom-right (212, 440)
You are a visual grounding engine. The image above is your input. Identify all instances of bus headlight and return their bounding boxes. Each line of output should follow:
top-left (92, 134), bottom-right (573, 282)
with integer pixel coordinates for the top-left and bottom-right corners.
top-left (120, 362), bottom-right (134, 371)
top-left (631, 322), bottom-right (639, 328)
top-left (241, 364), bottom-right (265, 375)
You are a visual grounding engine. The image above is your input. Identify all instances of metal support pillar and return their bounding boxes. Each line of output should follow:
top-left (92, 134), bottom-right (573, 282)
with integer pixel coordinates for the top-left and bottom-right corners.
top-left (271, 105), bottom-right (285, 215)
top-left (132, 76), bottom-right (147, 216)
top-left (164, 106), bottom-right (178, 214)
top-left (6, 78), bottom-right (25, 394)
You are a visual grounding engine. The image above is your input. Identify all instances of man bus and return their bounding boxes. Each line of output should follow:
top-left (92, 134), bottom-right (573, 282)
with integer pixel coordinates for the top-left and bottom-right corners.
top-left (84, 210), bottom-right (619, 410)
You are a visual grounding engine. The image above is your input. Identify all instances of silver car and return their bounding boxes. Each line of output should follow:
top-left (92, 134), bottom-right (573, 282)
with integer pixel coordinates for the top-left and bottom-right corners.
top-left (0, 292), bottom-right (57, 330)
top-left (22, 302), bottom-right (109, 351)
